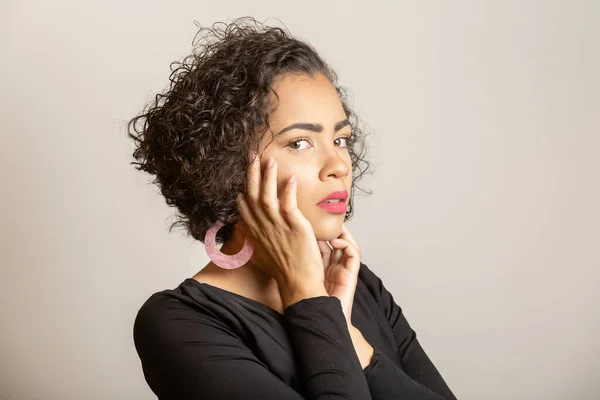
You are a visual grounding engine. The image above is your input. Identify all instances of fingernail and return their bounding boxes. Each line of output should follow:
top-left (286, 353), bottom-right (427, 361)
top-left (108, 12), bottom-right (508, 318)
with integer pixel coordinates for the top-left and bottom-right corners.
top-left (267, 157), bottom-right (274, 168)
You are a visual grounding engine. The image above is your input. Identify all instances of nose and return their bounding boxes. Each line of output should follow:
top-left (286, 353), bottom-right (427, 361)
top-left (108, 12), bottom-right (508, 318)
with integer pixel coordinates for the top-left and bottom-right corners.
top-left (318, 145), bottom-right (351, 181)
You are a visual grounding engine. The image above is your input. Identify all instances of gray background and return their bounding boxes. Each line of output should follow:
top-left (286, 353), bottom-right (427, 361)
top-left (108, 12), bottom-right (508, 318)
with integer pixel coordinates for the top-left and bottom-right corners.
top-left (1, 1), bottom-right (599, 399)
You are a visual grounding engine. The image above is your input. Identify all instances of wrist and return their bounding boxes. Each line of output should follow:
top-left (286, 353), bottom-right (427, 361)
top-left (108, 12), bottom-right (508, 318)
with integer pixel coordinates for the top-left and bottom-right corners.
top-left (278, 280), bottom-right (328, 310)
top-left (349, 325), bottom-right (374, 369)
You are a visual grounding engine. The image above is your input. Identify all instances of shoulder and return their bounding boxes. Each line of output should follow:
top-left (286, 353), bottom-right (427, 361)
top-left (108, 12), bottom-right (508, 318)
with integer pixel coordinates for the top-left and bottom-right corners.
top-left (358, 261), bottom-right (386, 298)
top-left (133, 280), bottom-right (233, 354)
top-left (357, 261), bottom-right (403, 319)
top-left (134, 282), bottom-right (195, 325)
top-left (133, 285), bottom-right (190, 347)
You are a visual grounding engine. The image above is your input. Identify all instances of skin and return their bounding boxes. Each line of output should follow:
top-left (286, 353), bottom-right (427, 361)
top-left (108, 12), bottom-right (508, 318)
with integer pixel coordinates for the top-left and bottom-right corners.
top-left (193, 72), bottom-right (354, 314)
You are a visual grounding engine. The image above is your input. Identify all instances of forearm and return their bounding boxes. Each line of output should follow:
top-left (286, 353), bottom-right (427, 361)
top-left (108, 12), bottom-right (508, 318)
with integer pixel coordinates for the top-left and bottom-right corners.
top-left (349, 324), bottom-right (374, 369)
top-left (279, 280), bottom-right (329, 310)
top-left (283, 296), bottom-right (373, 398)
top-left (351, 326), bottom-right (452, 399)
top-left (278, 281), bottom-right (374, 370)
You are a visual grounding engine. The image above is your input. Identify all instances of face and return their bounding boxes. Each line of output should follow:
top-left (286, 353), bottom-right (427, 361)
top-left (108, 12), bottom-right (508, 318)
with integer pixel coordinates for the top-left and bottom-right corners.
top-left (256, 72), bottom-right (353, 241)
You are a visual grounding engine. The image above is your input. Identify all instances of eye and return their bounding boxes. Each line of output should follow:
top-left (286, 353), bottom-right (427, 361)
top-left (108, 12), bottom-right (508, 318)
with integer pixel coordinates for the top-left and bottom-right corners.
top-left (286, 135), bottom-right (353, 153)
top-left (287, 137), bottom-right (312, 152)
top-left (335, 135), bottom-right (352, 148)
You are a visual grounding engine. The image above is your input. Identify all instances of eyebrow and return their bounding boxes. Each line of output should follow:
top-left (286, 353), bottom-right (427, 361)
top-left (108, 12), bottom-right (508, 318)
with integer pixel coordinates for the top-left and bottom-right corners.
top-left (276, 119), bottom-right (351, 136)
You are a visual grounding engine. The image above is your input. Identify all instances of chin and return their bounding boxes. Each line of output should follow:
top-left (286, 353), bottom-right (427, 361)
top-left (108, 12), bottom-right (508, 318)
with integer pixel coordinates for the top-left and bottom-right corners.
top-left (311, 218), bottom-right (345, 241)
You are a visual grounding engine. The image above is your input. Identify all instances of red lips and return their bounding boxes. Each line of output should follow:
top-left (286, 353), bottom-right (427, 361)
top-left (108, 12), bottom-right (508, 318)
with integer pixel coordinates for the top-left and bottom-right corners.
top-left (317, 190), bottom-right (349, 204)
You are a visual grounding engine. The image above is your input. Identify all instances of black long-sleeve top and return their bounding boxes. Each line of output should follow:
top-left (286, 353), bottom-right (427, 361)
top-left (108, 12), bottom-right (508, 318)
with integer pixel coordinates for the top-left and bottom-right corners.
top-left (133, 262), bottom-right (457, 399)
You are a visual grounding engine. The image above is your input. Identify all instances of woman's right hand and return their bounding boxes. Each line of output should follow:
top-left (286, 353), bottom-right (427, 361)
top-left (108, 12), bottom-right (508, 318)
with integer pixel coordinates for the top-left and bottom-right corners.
top-left (236, 152), bottom-right (328, 307)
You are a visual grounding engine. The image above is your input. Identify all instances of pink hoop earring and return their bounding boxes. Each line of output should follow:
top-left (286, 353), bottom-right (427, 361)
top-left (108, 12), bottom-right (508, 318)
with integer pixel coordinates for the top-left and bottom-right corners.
top-left (204, 220), bottom-right (254, 270)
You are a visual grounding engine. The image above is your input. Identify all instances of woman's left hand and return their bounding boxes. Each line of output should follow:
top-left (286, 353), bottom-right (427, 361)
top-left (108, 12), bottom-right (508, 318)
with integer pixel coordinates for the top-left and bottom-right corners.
top-left (318, 224), bottom-right (361, 325)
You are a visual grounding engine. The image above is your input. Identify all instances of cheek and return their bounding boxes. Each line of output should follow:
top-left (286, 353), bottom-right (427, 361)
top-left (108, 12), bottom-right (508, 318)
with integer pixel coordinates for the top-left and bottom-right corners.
top-left (275, 171), bottom-right (293, 199)
top-left (294, 179), bottom-right (311, 203)
top-left (292, 179), bottom-right (320, 219)
top-left (275, 164), bottom-right (306, 197)
top-left (273, 163), bottom-right (319, 211)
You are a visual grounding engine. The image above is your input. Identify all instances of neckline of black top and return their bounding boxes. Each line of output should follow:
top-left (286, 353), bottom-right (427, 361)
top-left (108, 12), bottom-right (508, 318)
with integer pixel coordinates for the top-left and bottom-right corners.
top-left (182, 277), bottom-right (286, 318)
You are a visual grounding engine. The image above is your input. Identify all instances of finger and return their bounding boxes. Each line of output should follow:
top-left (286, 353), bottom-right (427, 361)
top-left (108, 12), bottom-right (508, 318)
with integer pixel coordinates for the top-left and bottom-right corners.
top-left (317, 240), bottom-right (332, 256)
top-left (330, 238), bottom-right (361, 275)
top-left (331, 246), bottom-right (344, 265)
top-left (261, 157), bottom-right (284, 224)
top-left (280, 174), bottom-right (307, 230)
top-left (236, 192), bottom-right (258, 236)
top-left (246, 152), bottom-right (268, 223)
top-left (339, 224), bottom-right (360, 251)
top-left (317, 240), bottom-right (332, 267)
top-left (246, 151), bottom-right (260, 200)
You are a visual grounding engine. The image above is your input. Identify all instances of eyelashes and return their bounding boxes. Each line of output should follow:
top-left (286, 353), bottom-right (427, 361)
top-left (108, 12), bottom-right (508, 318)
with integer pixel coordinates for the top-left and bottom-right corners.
top-left (287, 135), bottom-right (352, 152)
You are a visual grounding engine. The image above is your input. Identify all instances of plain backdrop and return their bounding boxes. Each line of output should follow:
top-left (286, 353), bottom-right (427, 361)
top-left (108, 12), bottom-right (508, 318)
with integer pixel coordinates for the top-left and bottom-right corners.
top-left (1, 1), bottom-right (599, 399)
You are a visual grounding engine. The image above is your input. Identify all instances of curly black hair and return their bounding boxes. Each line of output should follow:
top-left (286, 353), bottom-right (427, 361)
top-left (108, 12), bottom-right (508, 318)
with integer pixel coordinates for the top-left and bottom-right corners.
top-left (128, 17), bottom-right (373, 245)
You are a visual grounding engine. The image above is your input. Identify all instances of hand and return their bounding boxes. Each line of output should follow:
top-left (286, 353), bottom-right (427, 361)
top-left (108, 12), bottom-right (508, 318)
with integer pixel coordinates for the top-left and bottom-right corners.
top-left (236, 152), bottom-right (326, 294)
top-left (318, 224), bottom-right (361, 324)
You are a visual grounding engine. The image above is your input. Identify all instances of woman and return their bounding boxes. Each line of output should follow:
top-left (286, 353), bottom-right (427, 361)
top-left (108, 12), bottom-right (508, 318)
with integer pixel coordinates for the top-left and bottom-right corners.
top-left (129, 17), bottom-right (457, 399)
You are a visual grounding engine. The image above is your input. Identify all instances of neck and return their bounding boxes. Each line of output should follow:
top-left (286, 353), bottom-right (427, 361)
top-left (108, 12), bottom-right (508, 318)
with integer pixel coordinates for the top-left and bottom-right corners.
top-left (203, 222), bottom-right (282, 306)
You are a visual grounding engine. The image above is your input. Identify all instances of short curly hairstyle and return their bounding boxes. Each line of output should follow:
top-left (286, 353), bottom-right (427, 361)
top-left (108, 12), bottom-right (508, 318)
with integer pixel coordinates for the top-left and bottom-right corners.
top-left (128, 17), bottom-right (373, 244)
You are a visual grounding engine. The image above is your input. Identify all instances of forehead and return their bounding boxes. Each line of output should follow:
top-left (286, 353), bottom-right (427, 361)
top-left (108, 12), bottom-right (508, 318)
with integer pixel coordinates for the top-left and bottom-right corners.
top-left (268, 73), bottom-right (345, 126)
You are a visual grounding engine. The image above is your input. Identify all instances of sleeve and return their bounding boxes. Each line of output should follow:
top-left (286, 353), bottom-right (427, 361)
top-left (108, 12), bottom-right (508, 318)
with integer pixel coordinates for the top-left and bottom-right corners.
top-left (133, 293), bottom-right (373, 399)
top-left (359, 263), bottom-right (458, 400)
